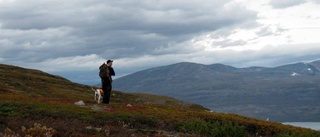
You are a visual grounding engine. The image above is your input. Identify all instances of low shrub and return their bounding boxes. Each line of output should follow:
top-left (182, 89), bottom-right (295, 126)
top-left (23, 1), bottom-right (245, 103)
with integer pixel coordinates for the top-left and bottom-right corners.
top-left (0, 123), bottom-right (58, 137)
top-left (178, 118), bottom-right (246, 137)
top-left (0, 103), bottom-right (23, 116)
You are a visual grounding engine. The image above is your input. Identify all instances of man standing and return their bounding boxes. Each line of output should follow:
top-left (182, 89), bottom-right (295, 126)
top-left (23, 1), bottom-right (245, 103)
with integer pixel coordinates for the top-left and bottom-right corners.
top-left (100, 60), bottom-right (115, 104)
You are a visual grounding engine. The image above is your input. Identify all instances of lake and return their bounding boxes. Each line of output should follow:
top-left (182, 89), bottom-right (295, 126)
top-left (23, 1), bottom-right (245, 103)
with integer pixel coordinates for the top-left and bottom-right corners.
top-left (282, 122), bottom-right (320, 130)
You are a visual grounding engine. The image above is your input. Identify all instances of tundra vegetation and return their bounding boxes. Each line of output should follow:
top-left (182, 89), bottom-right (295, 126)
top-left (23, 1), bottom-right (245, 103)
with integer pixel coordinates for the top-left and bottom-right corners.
top-left (0, 64), bottom-right (319, 137)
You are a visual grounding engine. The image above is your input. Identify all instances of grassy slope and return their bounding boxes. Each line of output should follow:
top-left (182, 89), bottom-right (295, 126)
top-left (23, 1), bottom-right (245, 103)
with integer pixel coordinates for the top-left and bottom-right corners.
top-left (0, 64), bottom-right (319, 137)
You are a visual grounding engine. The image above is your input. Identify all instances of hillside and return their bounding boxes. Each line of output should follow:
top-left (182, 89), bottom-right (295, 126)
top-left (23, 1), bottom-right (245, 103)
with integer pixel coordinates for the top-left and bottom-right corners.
top-left (113, 61), bottom-right (320, 122)
top-left (0, 64), bottom-right (319, 136)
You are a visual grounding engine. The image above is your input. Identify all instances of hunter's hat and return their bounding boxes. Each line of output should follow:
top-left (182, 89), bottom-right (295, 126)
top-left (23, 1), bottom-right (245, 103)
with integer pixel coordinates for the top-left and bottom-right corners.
top-left (106, 60), bottom-right (113, 64)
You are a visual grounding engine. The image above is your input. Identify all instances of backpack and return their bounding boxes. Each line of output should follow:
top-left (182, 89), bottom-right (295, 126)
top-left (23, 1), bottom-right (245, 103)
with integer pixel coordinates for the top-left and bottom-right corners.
top-left (99, 63), bottom-right (108, 78)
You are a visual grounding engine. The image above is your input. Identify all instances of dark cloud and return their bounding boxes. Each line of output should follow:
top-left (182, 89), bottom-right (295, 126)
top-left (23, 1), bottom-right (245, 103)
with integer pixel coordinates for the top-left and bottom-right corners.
top-left (0, 0), bottom-right (256, 62)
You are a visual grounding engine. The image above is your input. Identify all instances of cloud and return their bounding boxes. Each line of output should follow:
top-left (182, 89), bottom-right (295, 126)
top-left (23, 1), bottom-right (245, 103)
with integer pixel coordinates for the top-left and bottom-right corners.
top-left (269, 0), bottom-right (307, 9)
top-left (0, 27), bottom-right (82, 62)
top-left (0, 0), bottom-right (255, 57)
top-left (0, 0), bottom-right (255, 62)
top-left (1, 0), bottom-right (320, 84)
top-left (311, 0), bottom-right (320, 4)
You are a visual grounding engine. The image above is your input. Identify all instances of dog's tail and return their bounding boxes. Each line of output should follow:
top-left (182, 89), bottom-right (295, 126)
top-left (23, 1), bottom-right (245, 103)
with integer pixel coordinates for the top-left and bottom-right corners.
top-left (91, 87), bottom-right (97, 92)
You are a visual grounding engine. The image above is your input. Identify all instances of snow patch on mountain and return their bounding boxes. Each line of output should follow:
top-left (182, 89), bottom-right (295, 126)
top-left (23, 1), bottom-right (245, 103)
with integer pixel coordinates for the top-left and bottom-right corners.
top-left (291, 72), bottom-right (300, 76)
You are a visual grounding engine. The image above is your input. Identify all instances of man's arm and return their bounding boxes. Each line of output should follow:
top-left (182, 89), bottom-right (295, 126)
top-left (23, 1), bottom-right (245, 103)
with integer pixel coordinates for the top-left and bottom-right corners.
top-left (109, 67), bottom-right (115, 76)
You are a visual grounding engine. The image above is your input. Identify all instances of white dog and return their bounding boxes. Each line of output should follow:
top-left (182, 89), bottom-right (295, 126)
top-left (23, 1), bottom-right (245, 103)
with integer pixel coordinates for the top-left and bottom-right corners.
top-left (91, 87), bottom-right (104, 104)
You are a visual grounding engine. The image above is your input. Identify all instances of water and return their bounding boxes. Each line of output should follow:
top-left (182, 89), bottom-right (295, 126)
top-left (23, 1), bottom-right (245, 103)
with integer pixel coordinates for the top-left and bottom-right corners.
top-left (282, 122), bottom-right (320, 130)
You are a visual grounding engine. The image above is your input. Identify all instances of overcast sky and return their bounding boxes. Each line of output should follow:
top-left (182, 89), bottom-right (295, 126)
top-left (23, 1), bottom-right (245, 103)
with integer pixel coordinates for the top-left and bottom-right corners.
top-left (1, 0), bottom-right (320, 85)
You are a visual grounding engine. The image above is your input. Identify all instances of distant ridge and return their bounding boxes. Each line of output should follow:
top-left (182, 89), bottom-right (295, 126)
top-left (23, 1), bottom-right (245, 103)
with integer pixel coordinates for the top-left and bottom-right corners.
top-left (114, 60), bottom-right (320, 122)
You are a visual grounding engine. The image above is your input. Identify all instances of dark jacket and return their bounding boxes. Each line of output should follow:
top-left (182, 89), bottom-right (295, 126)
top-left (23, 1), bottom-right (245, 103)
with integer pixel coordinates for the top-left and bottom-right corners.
top-left (109, 67), bottom-right (115, 76)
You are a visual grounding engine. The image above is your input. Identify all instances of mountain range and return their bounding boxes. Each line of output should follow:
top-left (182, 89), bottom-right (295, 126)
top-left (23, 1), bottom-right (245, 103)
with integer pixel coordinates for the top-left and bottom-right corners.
top-left (113, 60), bottom-right (320, 122)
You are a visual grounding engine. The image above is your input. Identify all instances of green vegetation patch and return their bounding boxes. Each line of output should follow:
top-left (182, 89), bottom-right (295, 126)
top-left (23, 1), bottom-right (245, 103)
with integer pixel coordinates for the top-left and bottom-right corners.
top-left (178, 118), bottom-right (246, 137)
top-left (0, 103), bottom-right (24, 117)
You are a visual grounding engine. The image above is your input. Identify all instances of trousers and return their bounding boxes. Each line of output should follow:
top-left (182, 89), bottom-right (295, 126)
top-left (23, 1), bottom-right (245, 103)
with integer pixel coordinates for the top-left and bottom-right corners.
top-left (101, 78), bottom-right (112, 104)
